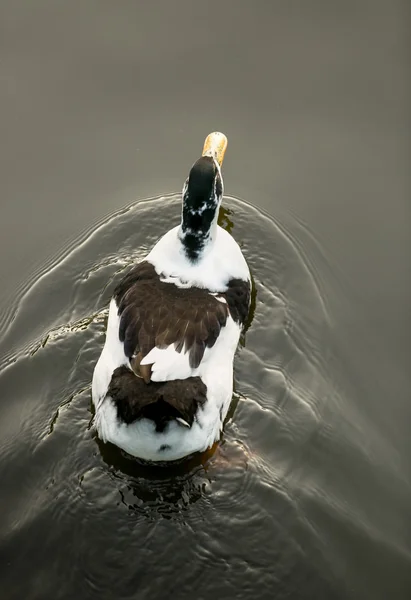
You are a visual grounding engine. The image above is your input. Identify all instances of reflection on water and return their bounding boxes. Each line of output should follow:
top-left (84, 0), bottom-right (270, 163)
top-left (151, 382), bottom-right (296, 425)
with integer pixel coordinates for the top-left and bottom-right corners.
top-left (0, 195), bottom-right (409, 600)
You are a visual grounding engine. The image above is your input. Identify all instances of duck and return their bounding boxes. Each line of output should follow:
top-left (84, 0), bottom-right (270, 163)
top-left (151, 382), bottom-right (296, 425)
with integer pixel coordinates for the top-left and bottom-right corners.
top-left (92, 132), bottom-right (251, 462)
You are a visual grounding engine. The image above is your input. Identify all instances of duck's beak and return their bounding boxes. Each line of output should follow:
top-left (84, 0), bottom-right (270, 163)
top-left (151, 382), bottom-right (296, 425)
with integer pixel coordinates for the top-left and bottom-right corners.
top-left (202, 132), bottom-right (228, 167)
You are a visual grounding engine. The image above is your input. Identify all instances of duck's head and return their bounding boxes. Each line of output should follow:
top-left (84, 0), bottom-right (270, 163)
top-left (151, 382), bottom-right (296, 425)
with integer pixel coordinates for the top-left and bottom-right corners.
top-left (180, 132), bottom-right (228, 261)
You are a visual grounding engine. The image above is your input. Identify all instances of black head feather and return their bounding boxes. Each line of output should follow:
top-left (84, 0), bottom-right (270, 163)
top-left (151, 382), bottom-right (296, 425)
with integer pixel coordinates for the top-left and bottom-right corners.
top-left (180, 156), bottom-right (223, 261)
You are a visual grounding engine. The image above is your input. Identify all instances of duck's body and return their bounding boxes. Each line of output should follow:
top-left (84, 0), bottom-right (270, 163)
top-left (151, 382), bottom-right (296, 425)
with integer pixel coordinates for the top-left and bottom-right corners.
top-left (92, 133), bottom-right (250, 461)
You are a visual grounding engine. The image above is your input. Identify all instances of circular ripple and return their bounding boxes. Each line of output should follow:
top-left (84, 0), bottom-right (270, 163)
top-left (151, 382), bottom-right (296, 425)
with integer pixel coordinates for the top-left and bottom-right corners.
top-left (0, 194), bottom-right (344, 599)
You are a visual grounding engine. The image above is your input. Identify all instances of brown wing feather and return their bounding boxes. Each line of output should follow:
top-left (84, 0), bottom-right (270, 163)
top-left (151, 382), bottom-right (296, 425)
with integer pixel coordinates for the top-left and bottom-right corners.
top-left (114, 261), bottom-right (232, 369)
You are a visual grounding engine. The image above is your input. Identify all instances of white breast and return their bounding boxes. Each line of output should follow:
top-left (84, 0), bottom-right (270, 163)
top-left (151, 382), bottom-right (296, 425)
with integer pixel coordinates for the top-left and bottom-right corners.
top-left (146, 225), bottom-right (250, 290)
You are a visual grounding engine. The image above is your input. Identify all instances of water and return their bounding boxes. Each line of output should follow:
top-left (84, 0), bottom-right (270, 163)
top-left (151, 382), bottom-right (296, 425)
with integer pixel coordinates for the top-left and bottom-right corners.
top-left (1, 2), bottom-right (410, 599)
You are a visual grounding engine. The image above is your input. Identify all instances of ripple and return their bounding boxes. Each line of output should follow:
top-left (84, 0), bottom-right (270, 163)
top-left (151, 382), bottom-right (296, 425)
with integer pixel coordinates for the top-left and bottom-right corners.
top-left (0, 193), bottom-right (333, 496)
top-left (0, 192), bottom-right (391, 599)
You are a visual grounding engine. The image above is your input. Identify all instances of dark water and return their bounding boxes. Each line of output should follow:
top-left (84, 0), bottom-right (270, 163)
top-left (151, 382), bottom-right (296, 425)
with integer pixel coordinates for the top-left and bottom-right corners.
top-left (1, 2), bottom-right (410, 600)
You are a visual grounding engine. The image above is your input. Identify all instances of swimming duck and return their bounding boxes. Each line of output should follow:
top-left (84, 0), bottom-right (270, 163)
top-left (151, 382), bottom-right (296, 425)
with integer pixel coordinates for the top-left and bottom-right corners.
top-left (92, 132), bottom-right (251, 461)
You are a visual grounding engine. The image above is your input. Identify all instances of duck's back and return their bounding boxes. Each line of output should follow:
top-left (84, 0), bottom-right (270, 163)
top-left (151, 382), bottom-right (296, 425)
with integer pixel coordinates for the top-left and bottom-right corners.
top-left (93, 227), bottom-right (250, 395)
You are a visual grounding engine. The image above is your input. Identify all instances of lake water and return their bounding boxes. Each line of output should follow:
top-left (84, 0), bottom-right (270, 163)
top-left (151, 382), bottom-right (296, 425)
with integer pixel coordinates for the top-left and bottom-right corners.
top-left (1, 2), bottom-right (410, 599)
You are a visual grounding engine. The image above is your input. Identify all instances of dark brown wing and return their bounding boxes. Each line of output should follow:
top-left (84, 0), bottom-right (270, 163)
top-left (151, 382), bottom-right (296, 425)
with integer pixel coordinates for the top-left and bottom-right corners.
top-left (114, 261), bottom-right (233, 369)
top-left (108, 366), bottom-right (207, 430)
top-left (219, 278), bottom-right (251, 326)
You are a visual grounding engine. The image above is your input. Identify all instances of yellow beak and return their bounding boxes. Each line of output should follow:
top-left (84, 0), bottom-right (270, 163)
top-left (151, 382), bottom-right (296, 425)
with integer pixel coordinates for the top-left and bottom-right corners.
top-left (202, 132), bottom-right (228, 167)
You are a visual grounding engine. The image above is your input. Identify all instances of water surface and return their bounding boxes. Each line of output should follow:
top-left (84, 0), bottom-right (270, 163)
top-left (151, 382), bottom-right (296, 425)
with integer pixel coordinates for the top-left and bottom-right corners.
top-left (1, 2), bottom-right (410, 599)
